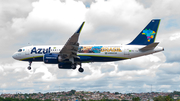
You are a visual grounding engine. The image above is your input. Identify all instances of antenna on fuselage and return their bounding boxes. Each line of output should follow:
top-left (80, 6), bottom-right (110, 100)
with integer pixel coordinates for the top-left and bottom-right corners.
top-left (28, 43), bottom-right (33, 46)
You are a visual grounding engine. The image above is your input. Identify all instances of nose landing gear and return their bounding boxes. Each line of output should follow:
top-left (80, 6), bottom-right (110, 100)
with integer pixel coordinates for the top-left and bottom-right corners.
top-left (27, 61), bottom-right (32, 70)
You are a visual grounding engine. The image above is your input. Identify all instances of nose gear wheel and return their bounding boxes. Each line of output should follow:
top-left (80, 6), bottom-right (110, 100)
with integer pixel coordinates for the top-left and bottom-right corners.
top-left (27, 61), bottom-right (32, 70)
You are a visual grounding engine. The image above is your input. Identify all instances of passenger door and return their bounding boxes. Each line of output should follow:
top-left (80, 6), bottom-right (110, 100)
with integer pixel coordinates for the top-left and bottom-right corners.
top-left (25, 49), bottom-right (30, 55)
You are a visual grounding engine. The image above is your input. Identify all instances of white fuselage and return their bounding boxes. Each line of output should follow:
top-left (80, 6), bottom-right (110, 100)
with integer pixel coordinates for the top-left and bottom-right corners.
top-left (12, 44), bottom-right (164, 62)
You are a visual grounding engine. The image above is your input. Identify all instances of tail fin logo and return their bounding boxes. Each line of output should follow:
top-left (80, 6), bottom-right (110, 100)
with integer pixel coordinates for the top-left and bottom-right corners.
top-left (142, 29), bottom-right (156, 42)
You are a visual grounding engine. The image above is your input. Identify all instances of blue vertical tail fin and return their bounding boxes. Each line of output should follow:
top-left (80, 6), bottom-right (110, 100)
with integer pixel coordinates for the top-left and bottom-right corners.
top-left (128, 19), bottom-right (161, 45)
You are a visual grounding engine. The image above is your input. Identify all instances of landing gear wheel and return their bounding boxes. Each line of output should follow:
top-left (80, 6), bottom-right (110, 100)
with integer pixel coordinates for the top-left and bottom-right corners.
top-left (78, 67), bottom-right (84, 73)
top-left (27, 61), bottom-right (32, 70)
top-left (28, 66), bottom-right (31, 70)
top-left (71, 64), bottom-right (76, 70)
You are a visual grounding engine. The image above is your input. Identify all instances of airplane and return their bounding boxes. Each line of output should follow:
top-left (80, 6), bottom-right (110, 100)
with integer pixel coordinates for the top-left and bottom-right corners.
top-left (12, 19), bottom-right (164, 73)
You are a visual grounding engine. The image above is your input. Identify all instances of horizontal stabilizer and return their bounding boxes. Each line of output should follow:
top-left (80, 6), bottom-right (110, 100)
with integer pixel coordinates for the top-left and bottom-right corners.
top-left (139, 42), bottom-right (159, 51)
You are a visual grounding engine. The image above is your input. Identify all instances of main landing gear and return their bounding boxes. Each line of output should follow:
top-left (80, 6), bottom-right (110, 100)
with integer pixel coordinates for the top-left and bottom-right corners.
top-left (71, 63), bottom-right (84, 73)
top-left (27, 61), bottom-right (32, 70)
top-left (71, 64), bottom-right (77, 70)
top-left (78, 63), bottom-right (84, 73)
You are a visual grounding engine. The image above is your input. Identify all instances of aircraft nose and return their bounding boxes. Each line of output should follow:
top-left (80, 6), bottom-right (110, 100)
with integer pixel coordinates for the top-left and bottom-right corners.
top-left (12, 53), bottom-right (17, 59)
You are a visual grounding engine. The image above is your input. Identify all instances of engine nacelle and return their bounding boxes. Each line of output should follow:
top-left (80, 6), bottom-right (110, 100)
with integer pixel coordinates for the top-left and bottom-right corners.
top-left (43, 53), bottom-right (62, 64)
top-left (58, 62), bottom-right (75, 69)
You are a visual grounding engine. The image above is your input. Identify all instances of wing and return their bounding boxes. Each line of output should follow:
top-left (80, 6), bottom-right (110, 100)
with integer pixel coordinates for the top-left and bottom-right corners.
top-left (59, 22), bottom-right (85, 63)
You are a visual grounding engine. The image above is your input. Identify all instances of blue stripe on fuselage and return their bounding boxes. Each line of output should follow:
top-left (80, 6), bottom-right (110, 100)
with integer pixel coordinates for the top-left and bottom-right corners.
top-left (78, 56), bottom-right (125, 62)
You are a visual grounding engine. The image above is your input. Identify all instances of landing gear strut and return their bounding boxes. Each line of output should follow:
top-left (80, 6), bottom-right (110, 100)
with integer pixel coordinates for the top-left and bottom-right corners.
top-left (27, 61), bottom-right (32, 70)
top-left (71, 64), bottom-right (76, 70)
top-left (78, 63), bottom-right (84, 73)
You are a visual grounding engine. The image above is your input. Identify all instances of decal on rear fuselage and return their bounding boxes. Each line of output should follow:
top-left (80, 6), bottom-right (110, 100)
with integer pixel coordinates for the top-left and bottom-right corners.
top-left (78, 46), bottom-right (122, 53)
top-left (31, 47), bottom-right (51, 54)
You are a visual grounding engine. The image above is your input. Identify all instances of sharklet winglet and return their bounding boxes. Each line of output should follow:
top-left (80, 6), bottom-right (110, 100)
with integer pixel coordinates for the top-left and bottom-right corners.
top-left (75, 22), bottom-right (85, 34)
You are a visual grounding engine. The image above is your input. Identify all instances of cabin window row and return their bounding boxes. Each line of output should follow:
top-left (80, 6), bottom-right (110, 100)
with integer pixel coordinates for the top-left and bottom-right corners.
top-left (51, 49), bottom-right (61, 51)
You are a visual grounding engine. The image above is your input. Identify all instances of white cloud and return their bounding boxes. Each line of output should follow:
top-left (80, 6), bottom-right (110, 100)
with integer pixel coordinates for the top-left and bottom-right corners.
top-left (67, 69), bottom-right (79, 77)
top-left (0, 66), bottom-right (4, 73)
top-left (170, 33), bottom-right (180, 41)
top-left (143, 84), bottom-right (151, 88)
top-left (1, 83), bottom-right (7, 88)
top-left (108, 84), bottom-right (113, 88)
top-left (71, 63), bottom-right (104, 81)
top-left (172, 76), bottom-right (180, 82)
top-left (34, 64), bottom-right (57, 81)
top-left (160, 85), bottom-right (171, 89)
top-left (27, 0), bottom-right (87, 31)
top-left (150, 0), bottom-right (180, 17)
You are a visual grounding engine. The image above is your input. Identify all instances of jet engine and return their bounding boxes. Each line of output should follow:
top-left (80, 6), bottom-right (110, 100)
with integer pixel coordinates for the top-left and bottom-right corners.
top-left (43, 53), bottom-right (63, 64)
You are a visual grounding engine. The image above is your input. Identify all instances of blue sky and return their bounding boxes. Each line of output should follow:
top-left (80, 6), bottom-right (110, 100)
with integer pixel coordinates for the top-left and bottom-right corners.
top-left (0, 0), bottom-right (180, 94)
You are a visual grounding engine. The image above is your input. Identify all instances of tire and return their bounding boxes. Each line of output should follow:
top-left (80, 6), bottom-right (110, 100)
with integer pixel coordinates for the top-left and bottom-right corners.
top-left (78, 67), bottom-right (84, 73)
top-left (27, 66), bottom-right (31, 70)
top-left (71, 64), bottom-right (76, 69)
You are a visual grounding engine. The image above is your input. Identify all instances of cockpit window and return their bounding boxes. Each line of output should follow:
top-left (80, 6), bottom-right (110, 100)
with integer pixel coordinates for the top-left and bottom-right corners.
top-left (18, 49), bottom-right (22, 52)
